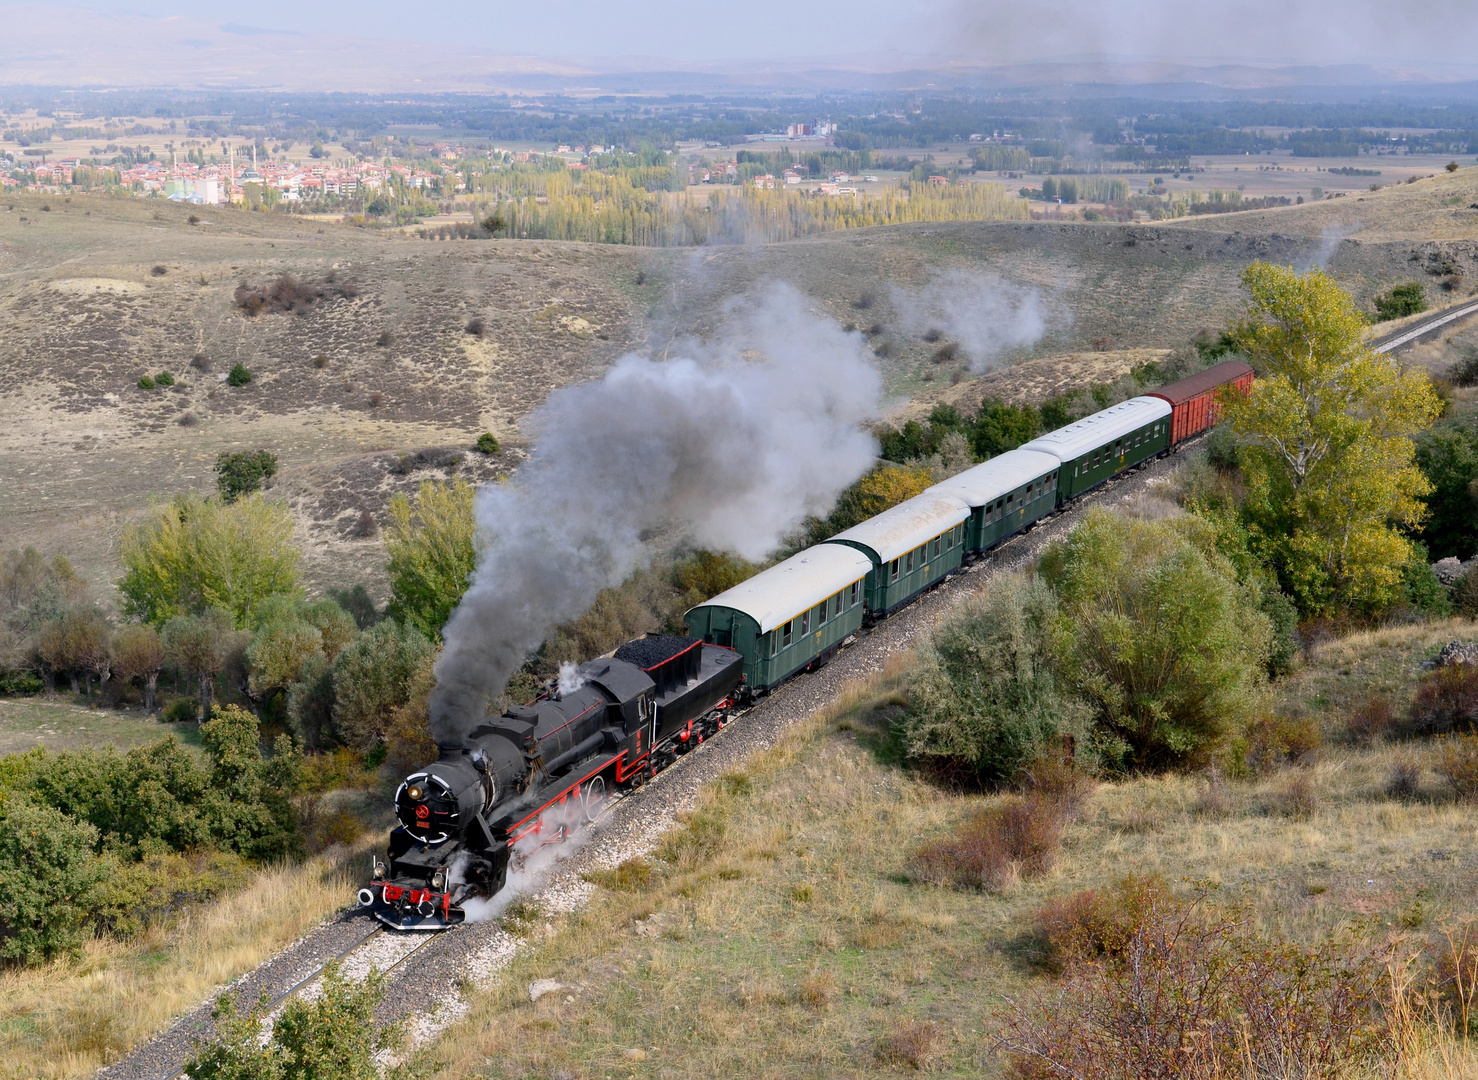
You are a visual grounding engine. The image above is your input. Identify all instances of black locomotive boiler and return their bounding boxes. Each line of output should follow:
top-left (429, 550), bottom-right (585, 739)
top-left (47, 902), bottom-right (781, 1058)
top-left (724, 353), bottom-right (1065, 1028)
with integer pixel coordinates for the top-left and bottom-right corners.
top-left (361, 635), bottom-right (742, 930)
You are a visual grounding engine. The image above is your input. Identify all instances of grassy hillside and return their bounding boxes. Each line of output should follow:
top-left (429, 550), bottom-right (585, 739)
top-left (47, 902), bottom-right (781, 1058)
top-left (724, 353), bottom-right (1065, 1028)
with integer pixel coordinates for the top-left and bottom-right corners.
top-left (3, 170), bottom-right (1477, 598)
top-left (424, 619), bottom-right (1478, 1079)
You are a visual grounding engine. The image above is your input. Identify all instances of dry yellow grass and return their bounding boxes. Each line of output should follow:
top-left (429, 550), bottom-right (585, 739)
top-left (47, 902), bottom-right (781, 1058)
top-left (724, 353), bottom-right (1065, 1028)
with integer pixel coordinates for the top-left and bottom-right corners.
top-left (418, 619), bottom-right (1478, 1079)
top-left (0, 837), bottom-right (372, 1079)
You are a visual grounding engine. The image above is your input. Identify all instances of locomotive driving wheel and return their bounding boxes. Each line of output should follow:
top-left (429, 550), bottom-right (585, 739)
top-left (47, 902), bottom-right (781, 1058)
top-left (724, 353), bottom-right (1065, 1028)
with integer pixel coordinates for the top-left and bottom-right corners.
top-left (582, 774), bottom-right (608, 823)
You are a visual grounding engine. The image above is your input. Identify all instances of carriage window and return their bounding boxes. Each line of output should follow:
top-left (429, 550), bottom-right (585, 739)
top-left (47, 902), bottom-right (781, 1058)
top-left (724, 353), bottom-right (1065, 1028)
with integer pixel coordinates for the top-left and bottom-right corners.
top-left (767, 632), bottom-right (778, 657)
top-left (890, 558), bottom-right (900, 581)
top-left (801, 611), bottom-right (810, 635)
top-left (833, 592), bottom-right (842, 617)
top-left (933, 536), bottom-right (941, 557)
top-left (782, 620), bottom-right (793, 648)
top-left (905, 550), bottom-right (914, 573)
top-left (850, 580), bottom-right (861, 605)
top-left (818, 599), bottom-right (828, 626)
top-left (943, 530), bottom-right (952, 551)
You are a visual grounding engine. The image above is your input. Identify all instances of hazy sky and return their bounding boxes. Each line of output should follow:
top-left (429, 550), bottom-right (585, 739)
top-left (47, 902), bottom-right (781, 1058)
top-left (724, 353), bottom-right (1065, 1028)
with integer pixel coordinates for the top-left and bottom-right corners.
top-left (27, 0), bottom-right (1478, 65)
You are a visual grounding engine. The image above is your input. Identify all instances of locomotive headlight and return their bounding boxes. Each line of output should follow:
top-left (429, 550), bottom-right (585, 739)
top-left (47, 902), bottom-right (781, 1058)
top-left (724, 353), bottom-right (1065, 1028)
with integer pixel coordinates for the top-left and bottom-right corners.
top-left (407, 784), bottom-right (425, 801)
top-left (432, 871), bottom-right (446, 891)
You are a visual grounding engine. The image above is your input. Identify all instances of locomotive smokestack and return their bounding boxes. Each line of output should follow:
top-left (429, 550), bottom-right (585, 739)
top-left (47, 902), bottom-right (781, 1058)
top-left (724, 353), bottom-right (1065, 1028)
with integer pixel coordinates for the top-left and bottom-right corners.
top-left (427, 283), bottom-right (882, 743)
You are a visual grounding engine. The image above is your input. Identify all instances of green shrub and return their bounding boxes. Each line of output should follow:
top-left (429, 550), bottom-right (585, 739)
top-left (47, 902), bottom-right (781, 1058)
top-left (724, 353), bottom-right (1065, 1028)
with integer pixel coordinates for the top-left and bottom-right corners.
top-left (1259, 585), bottom-right (1301, 678)
top-left (137, 375), bottom-right (156, 390)
top-left (902, 572), bottom-right (1090, 786)
top-left (0, 669), bottom-right (43, 695)
top-left (1374, 282), bottom-right (1427, 321)
top-left (155, 370), bottom-right (175, 387)
top-left (226, 363), bottom-right (253, 387)
top-left (215, 449), bottom-right (278, 503)
top-left (1456, 571), bottom-right (1478, 619)
top-left (473, 432), bottom-right (500, 455)
top-left (0, 802), bottom-right (109, 965)
top-left (9, 706), bottom-right (300, 865)
top-left (188, 963), bottom-right (403, 1080)
top-left (163, 696), bottom-right (200, 723)
top-left (330, 621), bottom-right (435, 751)
top-left (1040, 509), bottom-right (1274, 772)
top-left (1402, 542), bottom-right (1453, 616)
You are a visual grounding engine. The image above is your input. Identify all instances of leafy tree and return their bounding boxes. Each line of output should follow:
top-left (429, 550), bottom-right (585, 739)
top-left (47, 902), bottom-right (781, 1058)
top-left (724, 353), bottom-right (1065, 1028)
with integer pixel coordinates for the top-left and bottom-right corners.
top-left (111, 623), bottom-right (164, 711)
top-left (119, 493), bottom-right (301, 628)
top-left (36, 604), bottom-right (110, 700)
top-left (246, 619), bottom-right (323, 701)
top-left (1373, 282), bottom-right (1427, 321)
top-left (287, 655), bottom-right (337, 753)
top-left (1039, 394), bottom-right (1074, 430)
top-left (199, 705), bottom-right (301, 861)
top-left (971, 397), bottom-right (1042, 459)
top-left (0, 802), bottom-right (108, 965)
top-left (902, 572), bottom-right (1090, 786)
top-left (1222, 263), bottom-right (1442, 615)
top-left (161, 608), bottom-right (237, 719)
top-left (331, 621), bottom-right (435, 752)
top-left (1040, 509), bottom-right (1273, 772)
top-left (215, 450), bottom-right (278, 503)
top-left (673, 549), bottom-right (761, 610)
top-left (188, 964), bottom-right (403, 1080)
top-left (227, 363), bottom-right (253, 387)
top-left (809, 463), bottom-right (935, 543)
top-left (1414, 423), bottom-right (1478, 561)
top-left (385, 479), bottom-right (478, 640)
top-left (474, 432), bottom-right (500, 455)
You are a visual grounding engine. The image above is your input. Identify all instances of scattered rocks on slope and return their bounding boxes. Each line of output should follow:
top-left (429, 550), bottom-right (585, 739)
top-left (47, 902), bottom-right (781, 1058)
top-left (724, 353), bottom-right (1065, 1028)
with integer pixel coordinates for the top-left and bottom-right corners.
top-left (1439, 641), bottom-right (1478, 667)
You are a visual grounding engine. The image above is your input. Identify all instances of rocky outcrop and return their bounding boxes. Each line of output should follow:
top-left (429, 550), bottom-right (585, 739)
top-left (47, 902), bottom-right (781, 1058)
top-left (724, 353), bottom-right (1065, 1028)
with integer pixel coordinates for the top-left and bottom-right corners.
top-left (1438, 641), bottom-right (1478, 667)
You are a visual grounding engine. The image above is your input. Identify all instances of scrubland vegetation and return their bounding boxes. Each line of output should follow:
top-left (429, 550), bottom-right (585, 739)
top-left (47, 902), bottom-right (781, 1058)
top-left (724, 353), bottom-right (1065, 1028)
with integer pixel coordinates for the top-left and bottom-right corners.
top-left (6, 240), bottom-right (1478, 1079)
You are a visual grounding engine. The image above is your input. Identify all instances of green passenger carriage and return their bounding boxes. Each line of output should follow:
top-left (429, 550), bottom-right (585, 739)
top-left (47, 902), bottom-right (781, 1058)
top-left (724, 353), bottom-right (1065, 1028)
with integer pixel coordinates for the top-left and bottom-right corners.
top-left (1020, 396), bottom-right (1173, 499)
top-left (822, 491), bottom-right (972, 617)
top-left (685, 545), bottom-right (873, 692)
top-left (925, 448), bottom-right (1062, 555)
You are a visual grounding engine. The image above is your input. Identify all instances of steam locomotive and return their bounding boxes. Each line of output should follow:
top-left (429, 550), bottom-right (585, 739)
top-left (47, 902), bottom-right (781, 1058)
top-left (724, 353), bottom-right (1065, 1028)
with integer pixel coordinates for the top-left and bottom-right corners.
top-left (360, 635), bottom-right (742, 929)
top-left (363, 359), bottom-right (1255, 930)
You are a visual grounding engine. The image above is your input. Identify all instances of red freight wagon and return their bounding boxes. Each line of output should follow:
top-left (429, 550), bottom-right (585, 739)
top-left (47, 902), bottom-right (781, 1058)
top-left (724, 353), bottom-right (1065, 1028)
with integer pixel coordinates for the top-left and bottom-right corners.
top-left (1148, 359), bottom-right (1254, 445)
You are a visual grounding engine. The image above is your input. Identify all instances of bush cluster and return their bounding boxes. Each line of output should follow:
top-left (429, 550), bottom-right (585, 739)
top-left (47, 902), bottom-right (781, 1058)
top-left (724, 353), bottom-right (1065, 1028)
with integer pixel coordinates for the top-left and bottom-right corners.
top-left (997, 883), bottom-right (1391, 1077)
top-left (911, 755), bottom-right (1094, 892)
top-left (0, 705), bottom-right (299, 966)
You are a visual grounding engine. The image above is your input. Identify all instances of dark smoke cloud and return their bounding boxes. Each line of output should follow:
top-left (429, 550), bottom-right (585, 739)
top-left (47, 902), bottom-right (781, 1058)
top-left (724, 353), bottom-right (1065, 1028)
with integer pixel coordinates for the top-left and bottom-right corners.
top-left (893, 269), bottom-right (1052, 372)
top-left (428, 283), bottom-right (882, 743)
top-left (940, 0), bottom-right (1478, 66)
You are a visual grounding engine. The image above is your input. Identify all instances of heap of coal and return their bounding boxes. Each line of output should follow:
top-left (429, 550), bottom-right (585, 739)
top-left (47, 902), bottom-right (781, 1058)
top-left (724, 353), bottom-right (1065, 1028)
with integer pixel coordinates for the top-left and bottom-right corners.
top-left (614, 634), bottom-right (699, 670)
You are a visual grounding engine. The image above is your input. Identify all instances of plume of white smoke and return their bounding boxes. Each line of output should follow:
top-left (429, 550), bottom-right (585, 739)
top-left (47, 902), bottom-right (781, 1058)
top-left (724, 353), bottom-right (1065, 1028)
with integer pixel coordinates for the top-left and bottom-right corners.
top-left (556, 661), bottom-right (585, 697)
top-left (893, 269), bottom-right (1051, 372)
top-left (428, 282), bottom-right (882, 744)
top-left (447, 807), bottom-right (593, 923)
top-left (1301, 222), bottom-right (1362, 272)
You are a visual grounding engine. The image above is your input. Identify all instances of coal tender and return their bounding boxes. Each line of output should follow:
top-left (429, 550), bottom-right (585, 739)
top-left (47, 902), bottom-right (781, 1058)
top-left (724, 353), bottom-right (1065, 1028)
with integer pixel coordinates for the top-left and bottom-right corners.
top-left (362, 635), bottom-right (742, 929)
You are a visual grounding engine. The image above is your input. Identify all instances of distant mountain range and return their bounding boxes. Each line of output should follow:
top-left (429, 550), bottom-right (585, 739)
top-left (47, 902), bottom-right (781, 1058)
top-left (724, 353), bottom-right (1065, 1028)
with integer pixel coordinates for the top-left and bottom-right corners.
top-left (3, 4), bottom-right (1478, 96)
